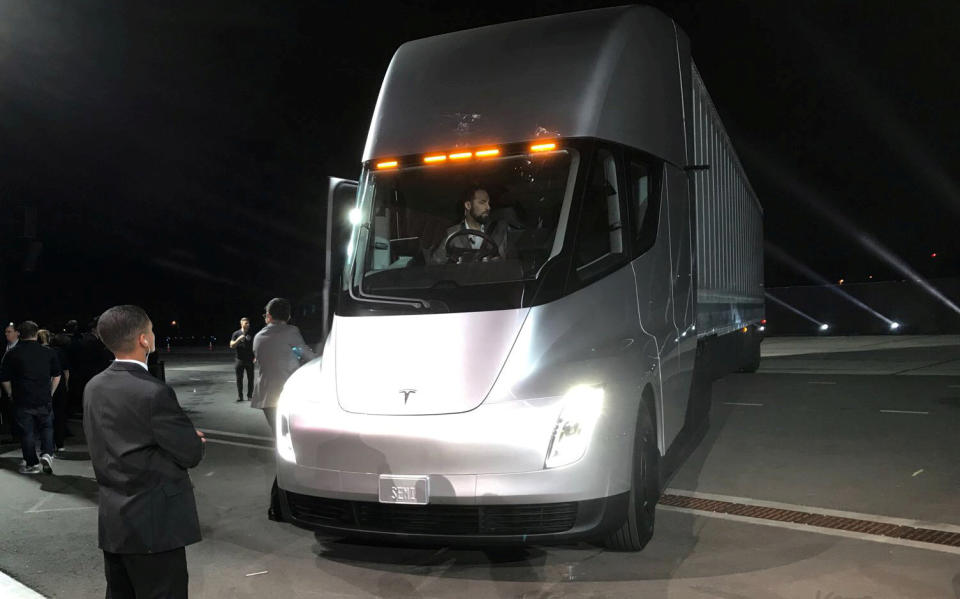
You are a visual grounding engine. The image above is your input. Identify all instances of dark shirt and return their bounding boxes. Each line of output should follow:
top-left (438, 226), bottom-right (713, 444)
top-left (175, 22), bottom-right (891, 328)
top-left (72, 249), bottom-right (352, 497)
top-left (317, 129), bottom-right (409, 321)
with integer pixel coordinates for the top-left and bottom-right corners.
top-left (79, 333), bottom-right (114, 379)
top-left (52, 345), bottom-right (71, 372)
top-left (231, 329), bottom-right (254, 362)
top-left (0, 340), bottom-right (61, 411)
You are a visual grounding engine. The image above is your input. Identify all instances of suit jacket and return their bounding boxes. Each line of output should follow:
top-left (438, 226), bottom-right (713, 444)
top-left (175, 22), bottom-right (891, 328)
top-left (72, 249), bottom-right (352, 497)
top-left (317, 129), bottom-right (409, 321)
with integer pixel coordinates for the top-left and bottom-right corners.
top-left (431, 221), bottom-right (508, 264)
top-left (83, 362), bottom-right (204, 554)
top-left (251, 322), bottom-right (315, 409)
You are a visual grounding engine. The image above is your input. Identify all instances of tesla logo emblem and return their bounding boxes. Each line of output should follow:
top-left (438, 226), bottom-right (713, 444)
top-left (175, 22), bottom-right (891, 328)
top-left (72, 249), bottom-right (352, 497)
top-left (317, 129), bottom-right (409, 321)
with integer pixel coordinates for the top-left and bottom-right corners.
top-left (399, 389), bottom-right (417, 404)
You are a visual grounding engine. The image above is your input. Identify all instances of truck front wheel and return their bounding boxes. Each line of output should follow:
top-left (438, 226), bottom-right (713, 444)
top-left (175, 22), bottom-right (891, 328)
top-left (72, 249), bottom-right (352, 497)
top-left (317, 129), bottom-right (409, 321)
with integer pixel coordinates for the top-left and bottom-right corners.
top-left (604, 406), bottom-right (659, 551)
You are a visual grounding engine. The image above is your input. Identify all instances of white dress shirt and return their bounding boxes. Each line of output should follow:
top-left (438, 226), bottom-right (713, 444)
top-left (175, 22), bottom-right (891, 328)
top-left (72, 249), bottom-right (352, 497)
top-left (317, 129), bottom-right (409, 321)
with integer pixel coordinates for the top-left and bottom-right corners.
top-left (114, 359), bottom-right (148, 371)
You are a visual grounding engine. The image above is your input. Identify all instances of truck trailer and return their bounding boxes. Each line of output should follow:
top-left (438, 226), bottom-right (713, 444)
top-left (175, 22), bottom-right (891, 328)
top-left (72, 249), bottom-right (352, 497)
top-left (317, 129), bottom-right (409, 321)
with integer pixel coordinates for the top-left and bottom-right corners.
top-left (275, 4), bottom-right (763, 551)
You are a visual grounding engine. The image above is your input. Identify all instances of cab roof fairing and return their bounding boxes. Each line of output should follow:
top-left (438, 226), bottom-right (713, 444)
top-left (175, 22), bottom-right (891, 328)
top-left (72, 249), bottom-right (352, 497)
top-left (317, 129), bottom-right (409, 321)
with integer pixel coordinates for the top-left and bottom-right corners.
top-left (361, 5), bottom-right (691, 167)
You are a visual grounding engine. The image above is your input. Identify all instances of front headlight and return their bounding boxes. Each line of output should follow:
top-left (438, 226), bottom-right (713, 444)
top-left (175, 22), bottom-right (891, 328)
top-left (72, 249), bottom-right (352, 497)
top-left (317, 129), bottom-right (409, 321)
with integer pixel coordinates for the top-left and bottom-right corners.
top-left (276, 392), bottom-right (297, 464)
top-left (544, 384), bottom-right (604, 469)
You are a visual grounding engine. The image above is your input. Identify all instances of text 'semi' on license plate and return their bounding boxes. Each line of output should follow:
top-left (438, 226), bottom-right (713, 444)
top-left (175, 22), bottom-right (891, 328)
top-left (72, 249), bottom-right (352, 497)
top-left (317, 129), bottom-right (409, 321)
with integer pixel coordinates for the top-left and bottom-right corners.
top-left (378, 475), bottom-right (429, 505)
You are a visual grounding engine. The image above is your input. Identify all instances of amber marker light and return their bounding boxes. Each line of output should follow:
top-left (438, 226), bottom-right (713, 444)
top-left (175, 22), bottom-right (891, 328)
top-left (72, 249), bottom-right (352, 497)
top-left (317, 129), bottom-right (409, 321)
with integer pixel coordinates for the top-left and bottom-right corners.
top-left (530, 142), bottom-right (557, 152)
top-left (423, 154), bottom-right (447, 164)
top-left (475, 148), bottom-right (500, 157)
top-left (376, 160), bottom-right (398, 169)
top-left (449, 151), bottom-right (473, 160)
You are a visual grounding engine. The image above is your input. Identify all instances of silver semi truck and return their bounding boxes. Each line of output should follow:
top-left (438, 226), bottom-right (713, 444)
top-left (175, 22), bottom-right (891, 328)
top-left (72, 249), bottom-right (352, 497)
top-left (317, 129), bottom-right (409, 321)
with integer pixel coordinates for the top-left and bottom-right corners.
top-left (276, 5), bottom-right (763, 551)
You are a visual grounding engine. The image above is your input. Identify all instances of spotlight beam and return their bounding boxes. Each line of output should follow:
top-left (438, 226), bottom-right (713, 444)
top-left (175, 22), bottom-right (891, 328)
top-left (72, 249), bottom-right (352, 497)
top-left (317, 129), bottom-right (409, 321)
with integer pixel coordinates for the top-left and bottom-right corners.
top-left (764, 291), bottom-right (824, 328)
top-left (742, 144), bottom-right (960, 319)
top-left (766, 242), bottom-right (896, 326)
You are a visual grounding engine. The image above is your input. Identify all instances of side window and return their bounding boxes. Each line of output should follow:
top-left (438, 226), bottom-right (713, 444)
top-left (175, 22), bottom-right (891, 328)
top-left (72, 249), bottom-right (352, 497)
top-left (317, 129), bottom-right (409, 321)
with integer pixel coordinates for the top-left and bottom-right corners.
top-left (574, 149), bottom-right (624, 276)
top-left (629, 158), bottom-right (660, 255)
top-left (631, 162), bottom-right (650, 241)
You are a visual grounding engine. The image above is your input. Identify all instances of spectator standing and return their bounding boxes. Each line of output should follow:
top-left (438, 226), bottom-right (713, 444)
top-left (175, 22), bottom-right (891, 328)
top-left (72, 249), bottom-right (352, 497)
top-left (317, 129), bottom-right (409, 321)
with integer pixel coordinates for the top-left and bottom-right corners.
top-left (0, 321), bottom-right (61, 474)
top-left (229, 317), bottom-right (254, 402)
top-left (49, 333), bottom-right (72, 452)
top-left (251, 298), bottom-right (315, 519)
top-left (63, 320), bottom-right (84, 416)
top-left (75, 318), bottom-right (114, 414)
top-left (1, 322), bottom-right (21, 442)
top-left (84, 305), bottom-right (205, 599)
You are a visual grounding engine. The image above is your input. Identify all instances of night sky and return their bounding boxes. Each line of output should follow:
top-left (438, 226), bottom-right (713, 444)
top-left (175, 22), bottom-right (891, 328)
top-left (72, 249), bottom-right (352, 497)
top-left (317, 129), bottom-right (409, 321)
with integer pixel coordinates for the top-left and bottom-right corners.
top-left (1, 1), bottom-right (957, 340)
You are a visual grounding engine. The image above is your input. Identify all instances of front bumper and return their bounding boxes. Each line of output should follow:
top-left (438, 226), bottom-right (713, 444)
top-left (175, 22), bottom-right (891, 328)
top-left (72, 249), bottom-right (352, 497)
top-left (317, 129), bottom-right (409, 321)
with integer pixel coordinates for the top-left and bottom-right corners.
top-left (278, 489), bottom-right (629, 545)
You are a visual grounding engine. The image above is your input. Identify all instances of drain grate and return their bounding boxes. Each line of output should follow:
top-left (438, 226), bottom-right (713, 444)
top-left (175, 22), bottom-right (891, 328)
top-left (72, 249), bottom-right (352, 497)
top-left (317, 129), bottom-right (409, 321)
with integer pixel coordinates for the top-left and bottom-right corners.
top-left (659, 494), bottom-right (960, 548)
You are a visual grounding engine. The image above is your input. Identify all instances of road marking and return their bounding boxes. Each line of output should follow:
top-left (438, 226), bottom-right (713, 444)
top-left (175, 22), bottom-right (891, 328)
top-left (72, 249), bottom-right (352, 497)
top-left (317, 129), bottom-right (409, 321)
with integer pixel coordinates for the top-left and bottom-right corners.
top-left (245, 571), bottom-right (269, 577)
top-left (199, 428), bottom-right (273, 442)
top-left (0, 571), bottom-right (46, 598)
top-left (808, 381), bottom-right (836, 385)
top-left (204, 438), bottom-right (273, 451)
top-left (723, 402), bottom-right (763, 407)
top-left (25, 495), bottom-right (96, 514)
top-left (880, 410), bottom-right (929, 415)
top-left (25, 496), bottom-right (50, 513)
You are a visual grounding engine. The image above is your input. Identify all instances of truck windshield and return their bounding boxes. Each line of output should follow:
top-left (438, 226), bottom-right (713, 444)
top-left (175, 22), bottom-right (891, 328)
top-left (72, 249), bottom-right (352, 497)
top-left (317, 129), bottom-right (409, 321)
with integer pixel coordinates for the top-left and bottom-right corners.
top-left (341, 148), bottom-right (578, 314)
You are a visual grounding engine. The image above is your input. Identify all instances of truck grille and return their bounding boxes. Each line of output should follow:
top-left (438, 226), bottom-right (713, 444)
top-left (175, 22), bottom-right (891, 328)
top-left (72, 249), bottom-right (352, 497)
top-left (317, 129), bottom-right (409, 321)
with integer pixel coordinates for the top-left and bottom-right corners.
top-left (286, 492), bottom-right (578, 535)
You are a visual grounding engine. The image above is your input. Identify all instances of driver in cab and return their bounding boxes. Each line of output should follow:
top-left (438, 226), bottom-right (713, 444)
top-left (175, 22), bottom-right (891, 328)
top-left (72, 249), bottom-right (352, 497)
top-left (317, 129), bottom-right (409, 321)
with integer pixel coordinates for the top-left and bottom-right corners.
top-left (432, 185), bottom-right (508, 264)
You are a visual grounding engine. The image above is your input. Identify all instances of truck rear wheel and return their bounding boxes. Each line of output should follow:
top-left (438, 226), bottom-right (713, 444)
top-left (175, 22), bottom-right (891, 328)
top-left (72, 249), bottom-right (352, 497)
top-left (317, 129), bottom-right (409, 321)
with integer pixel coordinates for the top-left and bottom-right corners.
top-left (738, 329), bottom-right (762, 373)
top-left (604, 406), bottom-right (659, 551)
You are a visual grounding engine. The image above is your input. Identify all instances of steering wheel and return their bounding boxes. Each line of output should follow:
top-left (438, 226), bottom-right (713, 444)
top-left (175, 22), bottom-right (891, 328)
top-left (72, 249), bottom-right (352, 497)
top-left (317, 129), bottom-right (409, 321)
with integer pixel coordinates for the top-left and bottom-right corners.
top-left (444, 229), bottom-right (501, 263)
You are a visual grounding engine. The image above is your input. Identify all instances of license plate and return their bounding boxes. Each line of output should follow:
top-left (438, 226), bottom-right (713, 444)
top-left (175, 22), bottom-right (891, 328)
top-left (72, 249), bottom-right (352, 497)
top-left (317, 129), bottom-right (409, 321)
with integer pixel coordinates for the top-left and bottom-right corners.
top-left (378, 475), bottom-right (429, 505)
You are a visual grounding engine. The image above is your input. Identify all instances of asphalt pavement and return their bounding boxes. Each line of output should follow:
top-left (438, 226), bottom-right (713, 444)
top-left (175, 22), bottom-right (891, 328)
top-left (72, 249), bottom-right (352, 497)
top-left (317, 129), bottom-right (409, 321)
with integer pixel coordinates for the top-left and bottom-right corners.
top-left (1, 338), bottom-right (958, 598)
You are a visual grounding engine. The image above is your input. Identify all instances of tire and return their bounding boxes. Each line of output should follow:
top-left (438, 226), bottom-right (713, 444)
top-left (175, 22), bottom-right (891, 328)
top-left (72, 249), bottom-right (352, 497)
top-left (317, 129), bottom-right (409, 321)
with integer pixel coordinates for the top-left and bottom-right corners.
top-left (604, 405), bottom-right (659, 551)
top-left (738, 331), bottom-right (762, 373)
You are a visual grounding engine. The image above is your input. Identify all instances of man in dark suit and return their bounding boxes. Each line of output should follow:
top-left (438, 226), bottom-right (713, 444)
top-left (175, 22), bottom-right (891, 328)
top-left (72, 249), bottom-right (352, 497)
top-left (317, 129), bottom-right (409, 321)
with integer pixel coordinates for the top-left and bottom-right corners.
top-left (84, 305), bottom-right (205, 599)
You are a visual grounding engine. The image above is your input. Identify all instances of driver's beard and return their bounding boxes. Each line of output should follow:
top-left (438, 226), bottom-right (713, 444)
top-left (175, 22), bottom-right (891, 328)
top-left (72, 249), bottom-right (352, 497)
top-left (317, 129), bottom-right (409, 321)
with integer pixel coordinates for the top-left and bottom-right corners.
top-left (473, 210), bottom-right (490, 226)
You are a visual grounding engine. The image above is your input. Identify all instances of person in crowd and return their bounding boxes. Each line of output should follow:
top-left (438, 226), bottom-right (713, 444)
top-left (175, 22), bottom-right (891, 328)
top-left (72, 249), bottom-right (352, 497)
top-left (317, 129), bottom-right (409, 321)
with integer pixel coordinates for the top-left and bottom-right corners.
top-left (0, 320), bottom-right (61, 474)
top-left (75, 318), bottom-right (114, 415)
top-left (251, 297), bottom-right (315, 519)
top-left (49, 333), bottom-right (72, 452)
top-left (229, 317), bottom-right (254, 402)
top-left (1, 321), bottom-right (21, 443)
top-left (64, 320), bottom-right (85, 416)
top-left (84, 305), bottom-right (204, 599)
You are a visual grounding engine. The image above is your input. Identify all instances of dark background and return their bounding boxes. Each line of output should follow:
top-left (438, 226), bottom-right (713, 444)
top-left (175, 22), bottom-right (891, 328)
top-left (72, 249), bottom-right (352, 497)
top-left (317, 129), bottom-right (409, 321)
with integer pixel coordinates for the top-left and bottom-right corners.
top-left (2, 1), bottom-right (958, 341)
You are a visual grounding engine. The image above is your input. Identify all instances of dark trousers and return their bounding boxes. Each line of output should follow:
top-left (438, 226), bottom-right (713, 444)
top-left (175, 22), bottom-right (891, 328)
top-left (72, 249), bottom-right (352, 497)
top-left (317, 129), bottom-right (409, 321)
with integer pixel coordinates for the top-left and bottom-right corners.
top-left (234, 360), bottom-right (253, 398)
top-left (53, 385), bottom-right (70, 448)
top-left (103, 547), bottom-right (188, 599)
top-left (1, 393), bottom-right (21, 440)
top-left (16, 408), bottom-right (54, 466)
top-left (262, 407), bottom-right (281, 515)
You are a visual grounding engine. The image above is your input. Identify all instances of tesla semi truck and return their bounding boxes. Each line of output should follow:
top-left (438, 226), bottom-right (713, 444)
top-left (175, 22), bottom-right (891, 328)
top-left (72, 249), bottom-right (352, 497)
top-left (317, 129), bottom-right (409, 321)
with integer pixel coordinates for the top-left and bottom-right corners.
top-left (274, 5), bottom-right (763, 551)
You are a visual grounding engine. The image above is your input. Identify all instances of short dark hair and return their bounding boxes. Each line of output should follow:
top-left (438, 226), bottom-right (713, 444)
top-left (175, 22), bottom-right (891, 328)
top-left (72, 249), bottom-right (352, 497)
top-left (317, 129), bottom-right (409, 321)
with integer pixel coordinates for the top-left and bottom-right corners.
top-left (97, 305), bottom-right (151, 354)
top-left (463, 184), bottom-right (487, 206)
top-left (17, 321), bottom-right (39, 339)
top-left (265, 298), bottom-right (291, 322)
top-left (240, 317), bottom-right (250, 323)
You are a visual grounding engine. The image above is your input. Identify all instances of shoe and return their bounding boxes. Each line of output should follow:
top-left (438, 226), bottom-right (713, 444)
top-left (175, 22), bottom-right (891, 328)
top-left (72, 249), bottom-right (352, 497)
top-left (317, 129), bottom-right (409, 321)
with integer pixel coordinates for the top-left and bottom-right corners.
top-left (267, 507), bottom-right (282, 522)
top-left (236, 396), bottom-right (244, 402)
top-left (40, 454), bottom-right (54, 474)
top-left (247, 396), bottom-right (253, 401)
top-left (19, 463), bottom-right (42, 474)
top-left (19, 459), bottom-right (26, 467)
